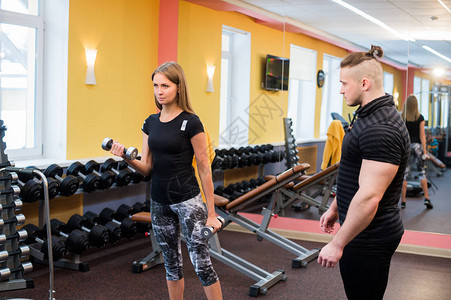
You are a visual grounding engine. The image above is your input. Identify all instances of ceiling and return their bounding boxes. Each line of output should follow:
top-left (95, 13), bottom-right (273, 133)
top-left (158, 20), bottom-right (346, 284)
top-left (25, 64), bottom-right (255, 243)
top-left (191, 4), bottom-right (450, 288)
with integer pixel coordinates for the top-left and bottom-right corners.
top-left (191, 0), bottom-right (451, 81)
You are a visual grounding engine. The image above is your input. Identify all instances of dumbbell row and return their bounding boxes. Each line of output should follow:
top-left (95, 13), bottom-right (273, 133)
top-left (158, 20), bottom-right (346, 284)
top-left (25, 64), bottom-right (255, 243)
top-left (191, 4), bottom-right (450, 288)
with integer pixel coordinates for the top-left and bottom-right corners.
top-left (7, 160), bottom-right (149, 201)
top-left (214, 177), bottom-right (266, 201)
top-left (212, 150), bottom-right (285, 170)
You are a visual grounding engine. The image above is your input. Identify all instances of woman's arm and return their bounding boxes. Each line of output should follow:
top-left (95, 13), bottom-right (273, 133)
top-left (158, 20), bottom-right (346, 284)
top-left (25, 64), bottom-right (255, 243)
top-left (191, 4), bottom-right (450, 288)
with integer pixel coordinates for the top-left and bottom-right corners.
top-left (191, 132), bottom-right (221, 230)
top-left (110, 132), bottom-right (153, 176)
top-left (419, 120), bottom-right (428, 156)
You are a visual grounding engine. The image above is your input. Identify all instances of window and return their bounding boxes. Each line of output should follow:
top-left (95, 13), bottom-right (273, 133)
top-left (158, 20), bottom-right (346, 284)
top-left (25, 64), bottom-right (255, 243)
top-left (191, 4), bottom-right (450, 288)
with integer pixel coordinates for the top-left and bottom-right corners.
top-left (1, 0), bottom-right (69, 162)
top-left (413, 76), bottom-right (430, 121)
top-left (287, 45), bottom-right (317, 141)
top-left (1, 0), bottom-right (43, 158)
top-left (218, 26), bottom-right (251, 148)
top-left (383, 72), bottom-right (394, 95)
top-left (319, 54), bottom-right (342, 138)
top-left (420, 79), bottom-right (430, 120)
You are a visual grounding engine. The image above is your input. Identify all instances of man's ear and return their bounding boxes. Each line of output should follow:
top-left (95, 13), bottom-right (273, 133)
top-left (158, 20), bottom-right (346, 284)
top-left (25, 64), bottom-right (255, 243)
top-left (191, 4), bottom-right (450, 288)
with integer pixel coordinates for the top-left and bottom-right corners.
top-left (361, 77), bottom-right (370, 91)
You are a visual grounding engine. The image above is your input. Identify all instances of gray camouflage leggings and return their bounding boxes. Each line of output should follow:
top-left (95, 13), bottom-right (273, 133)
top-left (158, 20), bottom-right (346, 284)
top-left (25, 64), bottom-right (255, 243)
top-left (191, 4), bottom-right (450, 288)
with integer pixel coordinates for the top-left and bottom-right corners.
top-left (150, 193), bottom-right (218, 286)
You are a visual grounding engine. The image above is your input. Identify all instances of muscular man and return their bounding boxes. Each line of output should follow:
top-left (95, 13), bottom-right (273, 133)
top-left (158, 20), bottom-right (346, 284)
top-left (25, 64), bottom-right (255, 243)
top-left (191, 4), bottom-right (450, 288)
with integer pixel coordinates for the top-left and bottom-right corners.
top-left (317, 45), bottom-right (410, 300)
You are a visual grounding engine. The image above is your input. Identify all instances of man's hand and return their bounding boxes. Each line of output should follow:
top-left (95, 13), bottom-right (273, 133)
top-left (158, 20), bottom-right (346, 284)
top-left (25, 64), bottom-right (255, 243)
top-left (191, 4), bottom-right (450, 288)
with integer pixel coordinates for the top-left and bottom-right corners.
top-left (319, 208), bottom-right (339, 234)
top-left (317, 241), bottom-right (343, 268)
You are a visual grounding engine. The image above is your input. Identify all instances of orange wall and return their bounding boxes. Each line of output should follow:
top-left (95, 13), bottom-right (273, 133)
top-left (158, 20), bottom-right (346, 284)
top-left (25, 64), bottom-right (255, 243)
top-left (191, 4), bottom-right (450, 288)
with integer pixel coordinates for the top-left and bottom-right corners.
top-left (66, 0), bottom-right (159, 159)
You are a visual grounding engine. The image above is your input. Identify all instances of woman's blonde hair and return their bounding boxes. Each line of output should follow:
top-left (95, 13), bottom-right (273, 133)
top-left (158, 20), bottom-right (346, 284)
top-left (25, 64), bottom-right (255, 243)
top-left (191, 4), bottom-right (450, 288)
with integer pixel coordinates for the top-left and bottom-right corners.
top-left (403, 94), bottom-right (420, 122)
top-left (151, 62), bottom-right (195, 114)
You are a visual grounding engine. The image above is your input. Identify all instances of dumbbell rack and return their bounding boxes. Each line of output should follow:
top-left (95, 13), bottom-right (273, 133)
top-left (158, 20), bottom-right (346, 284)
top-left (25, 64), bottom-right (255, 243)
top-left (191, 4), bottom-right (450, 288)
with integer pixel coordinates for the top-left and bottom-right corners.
top-left (283, 118), bottom-right (300, 168)
top-left (0, 120), bottom-right (34, 291)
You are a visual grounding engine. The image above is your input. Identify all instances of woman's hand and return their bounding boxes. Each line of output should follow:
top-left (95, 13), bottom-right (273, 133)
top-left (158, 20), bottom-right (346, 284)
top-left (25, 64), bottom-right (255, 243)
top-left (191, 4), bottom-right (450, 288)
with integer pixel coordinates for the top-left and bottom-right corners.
top-left (206, 215), bottom-right (222, 231)
top-left (110, 140), bottom-right (126, 159)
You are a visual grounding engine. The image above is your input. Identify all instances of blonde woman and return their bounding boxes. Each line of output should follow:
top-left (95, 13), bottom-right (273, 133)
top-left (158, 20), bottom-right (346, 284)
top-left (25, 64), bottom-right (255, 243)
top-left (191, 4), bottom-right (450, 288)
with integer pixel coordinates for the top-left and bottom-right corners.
top-left (401, 94), bottom-right (433, 209)
top-left (110, 62), bottom-right (223, 300)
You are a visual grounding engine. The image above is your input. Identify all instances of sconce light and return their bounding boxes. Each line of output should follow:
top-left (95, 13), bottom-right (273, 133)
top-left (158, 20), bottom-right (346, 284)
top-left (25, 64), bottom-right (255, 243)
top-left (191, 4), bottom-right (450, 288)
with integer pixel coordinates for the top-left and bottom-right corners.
top-left (85, 48), bottom-right (97, 85)
top-left (393, 92), bottom-right (399, 107)
top-left (206, 65), bottom-right (215, 92)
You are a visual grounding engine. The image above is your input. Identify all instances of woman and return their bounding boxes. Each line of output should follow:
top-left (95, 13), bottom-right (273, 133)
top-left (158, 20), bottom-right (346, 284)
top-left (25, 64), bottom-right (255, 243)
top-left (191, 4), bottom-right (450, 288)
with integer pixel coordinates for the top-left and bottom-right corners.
top-left (401, 94), bottom-right (433, 209)
top-left (110, 62), bottom-right (223, 299)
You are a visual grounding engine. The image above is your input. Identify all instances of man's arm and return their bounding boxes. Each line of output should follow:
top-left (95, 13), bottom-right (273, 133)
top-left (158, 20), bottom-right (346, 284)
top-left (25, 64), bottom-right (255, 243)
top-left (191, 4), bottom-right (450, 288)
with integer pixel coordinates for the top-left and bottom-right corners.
top-left (317, 159), bottom-right (399, 268)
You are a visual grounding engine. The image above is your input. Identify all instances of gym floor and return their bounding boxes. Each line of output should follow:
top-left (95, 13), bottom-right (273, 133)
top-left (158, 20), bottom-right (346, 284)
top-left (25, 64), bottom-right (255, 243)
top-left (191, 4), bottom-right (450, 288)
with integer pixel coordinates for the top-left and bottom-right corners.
top-left (2, 170), bottom-right (450, 299)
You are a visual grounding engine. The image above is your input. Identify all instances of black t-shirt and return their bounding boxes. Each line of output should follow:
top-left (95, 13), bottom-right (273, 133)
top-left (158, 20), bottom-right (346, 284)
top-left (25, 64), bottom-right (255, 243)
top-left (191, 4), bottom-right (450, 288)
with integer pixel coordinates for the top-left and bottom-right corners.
top-left (142, 111), bottom-right (204, 204)
top-left (405, 114), bottom-right (424, 144)
top-left (337, 94), bottom-right (409, 245)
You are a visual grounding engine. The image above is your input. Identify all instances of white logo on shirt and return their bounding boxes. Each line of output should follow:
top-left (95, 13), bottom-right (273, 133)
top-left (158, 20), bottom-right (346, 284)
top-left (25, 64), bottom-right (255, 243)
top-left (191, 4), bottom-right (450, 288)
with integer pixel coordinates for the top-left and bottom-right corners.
top-left (181, 120), bottom-right (188, 131)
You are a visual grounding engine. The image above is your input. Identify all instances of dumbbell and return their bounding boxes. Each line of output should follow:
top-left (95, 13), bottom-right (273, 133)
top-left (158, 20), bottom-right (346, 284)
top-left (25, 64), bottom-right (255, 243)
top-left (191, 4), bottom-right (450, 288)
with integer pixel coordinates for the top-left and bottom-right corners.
top-left (84, 160), bottom-right (116, 190)
top-left (49, 219), bottom-right (89, 255)
top-left (22, 223), bottom-right (67, 261)
top-left (15, 177), bottom-right (42, 203)
top-left (117, 161), bottom-right (144, 184)
top-left (0, 262), bottom-right (33, 281)
top-left (66, 162), bottom-right (100, 193)
top-left (44, 164), bottom-right (80, 196)
top-left (0, 199), bottom-right (23, 214)
top-left (100, 158), bottom-right (132, 187)
top-left (98, 207), bottom-right (137, 239)
top-left (66, 214), bottom-right (109, 248)
top-left (0, 184), bottom-right (20, 198)
top-left (0, 229), bottom-right (28, 244)
top-left (200, 216), bottom-right (225, 239)
top-left (0, 245), bottom-right (30, 262)
top-left (0, 214), bottom-right (26, 228)
top-left (114, 204), bottom-right (150, 233)
top-left (19, 167), bottom-right (60, 200)
top-left (101, 137), bottom-right (138, 160)
top-left (83, 211), bottom-right (122, 244)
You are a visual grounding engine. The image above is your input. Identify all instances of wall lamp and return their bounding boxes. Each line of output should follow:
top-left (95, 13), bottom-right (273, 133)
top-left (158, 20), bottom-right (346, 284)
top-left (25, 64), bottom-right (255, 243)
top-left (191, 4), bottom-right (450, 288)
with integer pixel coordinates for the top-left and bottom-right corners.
top-left (206, 65), bottom-right (215, 92)
top-left (85, 48), bottom-right (97, 85)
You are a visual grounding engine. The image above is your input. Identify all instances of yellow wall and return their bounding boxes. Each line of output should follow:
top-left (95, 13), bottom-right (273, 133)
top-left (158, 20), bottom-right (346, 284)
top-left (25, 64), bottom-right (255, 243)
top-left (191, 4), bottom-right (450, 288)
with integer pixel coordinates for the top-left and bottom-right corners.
top-left (66, 0), bottom-right (159, 159)
top-left (178, 2), bottom-right (286, 147)
top-left (177, 2), bottom-right (407, 143)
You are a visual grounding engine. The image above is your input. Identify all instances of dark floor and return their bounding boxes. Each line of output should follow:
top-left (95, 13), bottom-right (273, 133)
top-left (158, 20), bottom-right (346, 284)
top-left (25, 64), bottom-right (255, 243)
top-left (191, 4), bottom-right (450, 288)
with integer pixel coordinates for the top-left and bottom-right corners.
top-left (271, 168), bottom-right (451, 235)
top-left (1, 168), bottom-right (449, 299)
top-left (1, 230), bottom-right (450, 300)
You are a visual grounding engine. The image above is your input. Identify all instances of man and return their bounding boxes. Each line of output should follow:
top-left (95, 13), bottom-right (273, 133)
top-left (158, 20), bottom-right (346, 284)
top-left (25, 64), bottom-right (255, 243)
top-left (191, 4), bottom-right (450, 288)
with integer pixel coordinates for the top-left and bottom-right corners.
top-left (317, 45), bottom-right (410, 300)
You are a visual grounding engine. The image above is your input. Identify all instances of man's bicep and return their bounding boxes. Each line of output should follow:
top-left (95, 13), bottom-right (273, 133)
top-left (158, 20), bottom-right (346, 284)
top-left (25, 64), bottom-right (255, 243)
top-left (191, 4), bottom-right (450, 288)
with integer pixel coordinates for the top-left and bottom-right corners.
top-left (359, 159), bottom-right (399, 200)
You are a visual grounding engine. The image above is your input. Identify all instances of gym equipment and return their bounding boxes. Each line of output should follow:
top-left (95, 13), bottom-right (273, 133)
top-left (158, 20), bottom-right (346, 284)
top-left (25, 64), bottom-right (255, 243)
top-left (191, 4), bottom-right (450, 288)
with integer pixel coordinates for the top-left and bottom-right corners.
top-left (66, 214), bottom-right (110, 248)
top-left (83, 211), bottom-right (122, 244)
top-left (17, 167), bottom-right (60, 200)
top-left (0, 121), bottom-right (35, 292)
top-left (101, 137), bottom-right (138, 160)
top-left (0, 262), bottom-right (33, 281)
top-left (131, 203), bottom-right (288, 297)
top-left (114, 203), bottom-right (149, 233)
top-left (98, 207), bottom-right (137, 238)
top-left (117, 160), bottom-right (145, 183)
top-left (0, 245), bottom-right (30, 262)
top-left (84, 160), bottom-right (116, 190)
top-left (130, 212), bottom-right (164, 273)
top-left (15, 177), bottom-right (42, 203)
top-left (44, 164), bottom-right (80, 196)
top-left (0, 230), bottom-right (28, 244)
top-left (214, 164), bottom-right (320, 269)
top-left (276, 163), bottom-right (339, 215)
top-left (200, 216), bottom-right (225, 239)
top-left (22, 223), bottom-right (67, 261)
top-left (67, 162), bottom-right (100, 193)
top-left (100, 159), bottom-right (132, 187)
top-left (50, 219), bottom-right (89, 255)
top-left (283, 118), bottom-right (300, 168)
top-left (0, 198), bottom-right (23, 213)
top-left (0, 214), bottom-right (26, 228)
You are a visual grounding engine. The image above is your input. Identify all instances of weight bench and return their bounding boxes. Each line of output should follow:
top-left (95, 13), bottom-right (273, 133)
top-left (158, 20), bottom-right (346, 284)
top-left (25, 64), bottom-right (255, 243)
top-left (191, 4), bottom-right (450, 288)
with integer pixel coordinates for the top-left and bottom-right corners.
top-left (277, 163), bottom-right (339, 215)
top-left (215, 163), bottom-right (320, 268)
top-left (131, 195), bottom-right (288, 297)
